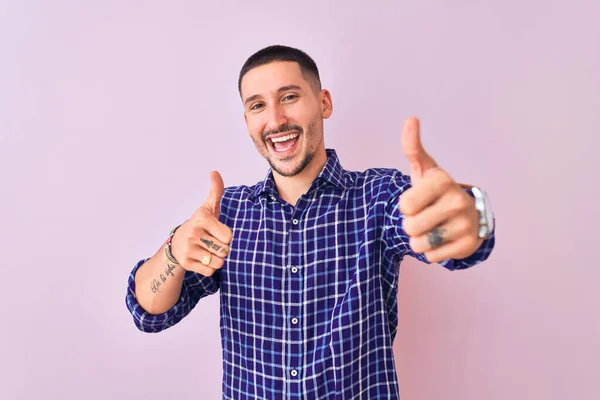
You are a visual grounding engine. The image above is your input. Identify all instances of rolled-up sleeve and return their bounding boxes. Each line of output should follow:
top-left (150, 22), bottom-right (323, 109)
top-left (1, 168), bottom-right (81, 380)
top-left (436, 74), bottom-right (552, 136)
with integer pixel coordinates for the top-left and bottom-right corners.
top-left (125, 258), bottom-right (220, 333)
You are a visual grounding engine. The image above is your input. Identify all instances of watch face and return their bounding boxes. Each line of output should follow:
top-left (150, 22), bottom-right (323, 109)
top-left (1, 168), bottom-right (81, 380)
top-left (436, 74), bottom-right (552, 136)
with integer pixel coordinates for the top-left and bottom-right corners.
top-left (483, 191), bottom-right (494, 232)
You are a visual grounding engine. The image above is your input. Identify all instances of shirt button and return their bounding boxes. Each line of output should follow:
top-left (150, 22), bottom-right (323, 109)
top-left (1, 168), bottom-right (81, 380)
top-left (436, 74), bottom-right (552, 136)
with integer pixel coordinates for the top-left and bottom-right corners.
top-left (291, 369), bottom-right (298, 377)
top-left (291, 317), bottom-right (298, 325)
top-left (291, 267), bottom-right (298, 273)
top-left (292, 219), bottom-right (299, 225)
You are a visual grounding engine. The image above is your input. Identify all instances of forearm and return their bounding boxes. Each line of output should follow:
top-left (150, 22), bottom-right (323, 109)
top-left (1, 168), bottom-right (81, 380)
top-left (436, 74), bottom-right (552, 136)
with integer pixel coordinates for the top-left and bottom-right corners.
top-left (134, 244), bottom-right (186, 315)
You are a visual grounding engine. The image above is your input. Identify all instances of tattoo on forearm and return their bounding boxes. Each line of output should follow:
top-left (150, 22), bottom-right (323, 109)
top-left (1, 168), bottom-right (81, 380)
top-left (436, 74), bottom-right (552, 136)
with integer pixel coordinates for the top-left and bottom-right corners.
top-left (428, 228), bottom-right (445, 249)
top-left (165, 263), bottom-right (176, 277)
top-left (150, 279), bottom-right (161, 293)
top-left (200, 238), bottom-right (228, 255)
top-left (150, 263), bottom-right (178, 294)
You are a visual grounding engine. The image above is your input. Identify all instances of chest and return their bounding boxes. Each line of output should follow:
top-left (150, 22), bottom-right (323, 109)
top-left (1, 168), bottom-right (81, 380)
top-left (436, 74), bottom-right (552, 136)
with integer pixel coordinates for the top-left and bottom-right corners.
top-left (220, 192), bottom-right (386, 294)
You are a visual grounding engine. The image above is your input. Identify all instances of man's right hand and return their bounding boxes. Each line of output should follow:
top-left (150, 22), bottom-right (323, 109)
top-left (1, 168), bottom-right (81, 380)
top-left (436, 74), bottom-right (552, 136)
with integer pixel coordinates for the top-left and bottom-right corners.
top-left (170, 171), bottom-right (233, 277)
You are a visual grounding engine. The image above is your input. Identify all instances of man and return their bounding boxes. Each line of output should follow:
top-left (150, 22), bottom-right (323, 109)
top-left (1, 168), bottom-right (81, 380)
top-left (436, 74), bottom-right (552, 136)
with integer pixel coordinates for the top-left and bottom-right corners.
top-left (126, 45), bottom-right (495, 399)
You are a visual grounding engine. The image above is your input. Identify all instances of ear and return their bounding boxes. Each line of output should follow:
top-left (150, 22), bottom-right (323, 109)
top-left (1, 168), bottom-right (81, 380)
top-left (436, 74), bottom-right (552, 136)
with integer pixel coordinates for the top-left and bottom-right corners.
top-left (243, 112), bottom-right (251, 136)
top-left (320, 89), bottom-right (333, 119)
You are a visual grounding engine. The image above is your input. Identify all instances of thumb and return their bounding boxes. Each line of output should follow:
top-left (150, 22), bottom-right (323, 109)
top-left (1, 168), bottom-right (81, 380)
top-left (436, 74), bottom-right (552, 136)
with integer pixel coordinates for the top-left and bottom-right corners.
top-left (203, 170), bottom-right (225, 217)
top-left (401, 117), bottom-right (437, 183)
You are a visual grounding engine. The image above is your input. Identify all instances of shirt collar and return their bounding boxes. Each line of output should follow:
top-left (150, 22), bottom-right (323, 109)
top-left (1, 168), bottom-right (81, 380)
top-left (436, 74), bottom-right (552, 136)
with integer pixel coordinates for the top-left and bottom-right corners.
top-left (250, 148), bottom-right (348, 199)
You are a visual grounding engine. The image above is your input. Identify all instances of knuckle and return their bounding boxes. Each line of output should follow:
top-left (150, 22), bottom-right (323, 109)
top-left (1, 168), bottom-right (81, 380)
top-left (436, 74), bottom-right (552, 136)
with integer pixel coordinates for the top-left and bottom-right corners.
top-left (182, 253), bottom-right (196, 267)
top-left (448, 191), bottom-right (467, 214)
top-left (180, 253), bottom-right (191, 264)
top-left (402, 217), bottom-right (415, 236)
top-left (458, 234), bottom-right (474, 251)
top-left (190, 225), bottom-right (204, 241)
top-left (181, 235), bottom-right (192, 249)
top-left (218, 245), bottom-right (230, 257)
top-left (399, 196), bottom-right (415, 216)
top-left (443, 178), bottom-right (455, 192)
top-left (433, 168), bottom-right (449, 182)
top-left (225, 228), bottom-right (234, 243)
top-left (185, 237), bottom-right (198, 255)
top-left (409, 237), bottom-right (422, 253)
top-left (423, 251), bottom-right (433, 263)
top-left (455, 191), bottom-right (470, 208)
top-left (436, 172), bottom-right (453, 190)
top-left (195, 209), bottom-right (210, 223)
top-left (457, 216), bottom-right (471, 234)
top-left (465, 234), bottom-right (477, 249)
top-left (428, 251), bottom-right (441, 263)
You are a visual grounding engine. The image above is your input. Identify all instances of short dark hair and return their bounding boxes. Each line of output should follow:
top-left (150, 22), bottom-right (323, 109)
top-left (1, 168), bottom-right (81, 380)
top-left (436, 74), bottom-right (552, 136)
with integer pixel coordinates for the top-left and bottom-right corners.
top-left (238, 45), bottom-right (322, 95)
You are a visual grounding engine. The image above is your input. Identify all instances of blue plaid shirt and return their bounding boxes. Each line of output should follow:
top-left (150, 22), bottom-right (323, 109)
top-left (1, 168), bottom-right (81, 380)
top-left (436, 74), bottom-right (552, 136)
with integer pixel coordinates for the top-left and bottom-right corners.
top-left (126, 149), bottom-right (495, 399)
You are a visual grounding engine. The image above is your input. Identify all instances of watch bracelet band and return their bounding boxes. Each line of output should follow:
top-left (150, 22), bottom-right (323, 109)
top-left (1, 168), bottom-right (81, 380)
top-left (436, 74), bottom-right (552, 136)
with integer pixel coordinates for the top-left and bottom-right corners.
top-left (458, 183), bottom-right (490, 239)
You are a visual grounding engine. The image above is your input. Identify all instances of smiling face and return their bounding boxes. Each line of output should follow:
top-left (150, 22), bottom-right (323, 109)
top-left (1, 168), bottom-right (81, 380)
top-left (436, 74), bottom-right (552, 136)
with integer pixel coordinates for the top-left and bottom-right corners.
top-left (241, 61), bottom-right (332, 177)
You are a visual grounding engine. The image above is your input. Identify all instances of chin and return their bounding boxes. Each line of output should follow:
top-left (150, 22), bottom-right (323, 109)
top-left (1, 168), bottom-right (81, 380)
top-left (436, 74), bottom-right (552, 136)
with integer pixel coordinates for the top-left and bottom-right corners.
top-left (269, 149), bottom-right (314, 177)
top-left (272, 164), bottom-right (303, 177)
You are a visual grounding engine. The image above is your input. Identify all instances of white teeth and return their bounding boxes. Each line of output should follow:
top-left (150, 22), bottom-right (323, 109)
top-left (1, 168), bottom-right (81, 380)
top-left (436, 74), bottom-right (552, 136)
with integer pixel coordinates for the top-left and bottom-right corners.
top-left (270, 133), bottom-right (299, 143)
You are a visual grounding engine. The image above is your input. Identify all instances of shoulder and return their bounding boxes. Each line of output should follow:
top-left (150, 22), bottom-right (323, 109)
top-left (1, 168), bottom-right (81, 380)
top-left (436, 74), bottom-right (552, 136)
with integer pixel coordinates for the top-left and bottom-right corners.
top-left (217, 183), bottom-right (259, 226)
top-left (221, 183), bottom-right (258, 205)
top-left (346, 167), bottom-right (412, 194)
top-left (219, 178), bottom-right (268, 211)
top-left (222, 184), bottom-right (254, 198)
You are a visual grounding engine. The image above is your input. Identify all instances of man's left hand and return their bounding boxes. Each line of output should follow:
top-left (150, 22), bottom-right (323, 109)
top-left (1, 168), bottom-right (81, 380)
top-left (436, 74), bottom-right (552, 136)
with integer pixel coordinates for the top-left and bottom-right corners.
top-left (399, 117), bottom-right (483, 263)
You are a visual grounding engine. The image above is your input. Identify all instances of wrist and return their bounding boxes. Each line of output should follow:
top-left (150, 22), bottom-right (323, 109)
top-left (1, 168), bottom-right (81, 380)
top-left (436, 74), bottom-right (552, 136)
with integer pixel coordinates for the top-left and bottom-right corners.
top-left (164, 225), bottom-right (183, 266)
top-left (458, 183), bottom-right (494, 239)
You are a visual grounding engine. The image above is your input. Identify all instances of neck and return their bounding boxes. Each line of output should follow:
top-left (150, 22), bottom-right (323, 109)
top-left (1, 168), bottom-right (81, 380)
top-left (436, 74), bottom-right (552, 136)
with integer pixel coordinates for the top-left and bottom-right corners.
top-left (273, 147), bottom-right (327, 207)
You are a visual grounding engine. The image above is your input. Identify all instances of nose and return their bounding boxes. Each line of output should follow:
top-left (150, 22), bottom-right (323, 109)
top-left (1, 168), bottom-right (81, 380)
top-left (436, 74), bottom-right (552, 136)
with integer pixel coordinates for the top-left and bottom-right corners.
top-left (264, 103), bottom-right (287, 133)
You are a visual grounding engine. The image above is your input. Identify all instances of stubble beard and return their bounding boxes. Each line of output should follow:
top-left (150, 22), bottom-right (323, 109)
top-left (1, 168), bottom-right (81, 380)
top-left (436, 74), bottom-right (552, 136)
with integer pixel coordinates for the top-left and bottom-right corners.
top-left (256, 118), bottom-right (322, 178)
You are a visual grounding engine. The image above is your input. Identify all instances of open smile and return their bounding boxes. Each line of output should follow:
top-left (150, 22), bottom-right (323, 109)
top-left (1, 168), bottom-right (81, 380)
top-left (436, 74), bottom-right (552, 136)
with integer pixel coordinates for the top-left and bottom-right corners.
top-left (266, 132), bottom-right (300, 157)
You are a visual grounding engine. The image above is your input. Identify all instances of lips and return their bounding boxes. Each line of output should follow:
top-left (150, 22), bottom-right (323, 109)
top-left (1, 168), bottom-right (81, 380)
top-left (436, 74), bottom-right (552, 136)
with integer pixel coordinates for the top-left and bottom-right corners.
top-left (266, 132), bottom-right (300, 156)
top-left (273, 136), bottom-right (298, 152)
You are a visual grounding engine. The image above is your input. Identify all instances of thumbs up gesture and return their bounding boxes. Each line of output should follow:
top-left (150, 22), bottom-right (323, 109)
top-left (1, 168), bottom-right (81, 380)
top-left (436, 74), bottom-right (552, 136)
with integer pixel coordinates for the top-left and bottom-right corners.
top-left (170, 171), bottom-right (233, 276)
top-left (399, 118), bottom-right (483, 263)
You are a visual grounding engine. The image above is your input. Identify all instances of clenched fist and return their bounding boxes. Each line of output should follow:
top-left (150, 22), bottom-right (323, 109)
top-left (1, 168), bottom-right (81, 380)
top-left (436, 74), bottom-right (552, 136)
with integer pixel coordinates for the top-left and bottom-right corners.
top-left (171, 171), bottom-right (233, 276)
top-left (399, 117), bottom-right (483, 263)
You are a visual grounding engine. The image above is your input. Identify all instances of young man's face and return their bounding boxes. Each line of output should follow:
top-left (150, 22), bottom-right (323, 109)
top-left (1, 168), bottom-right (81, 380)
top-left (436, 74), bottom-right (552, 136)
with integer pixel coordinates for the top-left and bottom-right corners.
top-left (241, 61), bottom-right (332, 177)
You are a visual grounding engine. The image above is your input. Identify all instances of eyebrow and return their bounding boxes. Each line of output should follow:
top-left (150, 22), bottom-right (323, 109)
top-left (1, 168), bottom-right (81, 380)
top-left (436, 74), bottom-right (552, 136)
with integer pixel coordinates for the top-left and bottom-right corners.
top-left (243, 85), bottom-right (303, 106)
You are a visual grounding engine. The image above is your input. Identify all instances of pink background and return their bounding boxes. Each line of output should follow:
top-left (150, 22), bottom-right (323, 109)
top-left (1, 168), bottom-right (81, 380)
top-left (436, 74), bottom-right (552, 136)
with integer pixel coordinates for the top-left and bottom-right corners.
top-left (1, 1), bottom-right (599, 399)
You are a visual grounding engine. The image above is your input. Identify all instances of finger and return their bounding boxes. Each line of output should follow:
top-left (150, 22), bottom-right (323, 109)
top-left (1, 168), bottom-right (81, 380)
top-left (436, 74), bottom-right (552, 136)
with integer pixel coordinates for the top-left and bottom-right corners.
top-left (184, 260), bottom-right (219, 277)
top-left (195, 231), bottom-right (231, 257)
top-left (198, 215), bottom-right (233, 246)
top-left (186, 245), bottom-right (225, 270)
top-left (401, 117), bottom-right (437, 184)
top-left (203, 170), bottom-right (225, 217)
top-left (402, 187), bottom-right (473, 236)
top-left (422, 234), bottom-right (482, 264)
top-left (408, 213), bottom-right (476, 254)
top-left (399, 168), bottom-right (454, 216)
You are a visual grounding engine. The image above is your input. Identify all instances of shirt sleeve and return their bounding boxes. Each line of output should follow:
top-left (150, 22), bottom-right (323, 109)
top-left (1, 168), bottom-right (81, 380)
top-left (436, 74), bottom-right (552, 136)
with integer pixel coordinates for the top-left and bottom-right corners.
top-left (125, 258), bottom-right (221, 333)
top-left (383, 170), bottom-right (496, 271)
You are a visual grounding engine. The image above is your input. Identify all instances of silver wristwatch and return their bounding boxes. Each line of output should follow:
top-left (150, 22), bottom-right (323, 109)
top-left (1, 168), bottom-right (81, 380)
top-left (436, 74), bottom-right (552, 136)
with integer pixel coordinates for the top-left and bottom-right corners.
top-left (470, 186), bottom-right (494, 239)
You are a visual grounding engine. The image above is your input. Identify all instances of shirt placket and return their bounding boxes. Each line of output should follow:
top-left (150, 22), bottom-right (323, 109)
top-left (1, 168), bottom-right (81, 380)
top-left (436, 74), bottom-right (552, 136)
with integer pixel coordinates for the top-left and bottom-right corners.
top-left (285, 200), bottom-right (307, 398)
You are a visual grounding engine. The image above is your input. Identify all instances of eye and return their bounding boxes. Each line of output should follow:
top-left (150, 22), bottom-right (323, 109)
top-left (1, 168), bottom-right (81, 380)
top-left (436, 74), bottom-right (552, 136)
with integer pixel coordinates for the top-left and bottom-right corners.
top-left (283, 94), bottom-right (298, 101)
top-left (250, 102), bottom-right (264, 111)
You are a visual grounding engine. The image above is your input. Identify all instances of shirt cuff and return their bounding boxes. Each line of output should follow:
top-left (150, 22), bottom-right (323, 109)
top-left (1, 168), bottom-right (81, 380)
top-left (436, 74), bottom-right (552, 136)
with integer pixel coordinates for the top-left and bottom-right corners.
top-left (125, 258), bottom-right (190, 333)
top-left (439, 219), bottom-right (496, 271)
